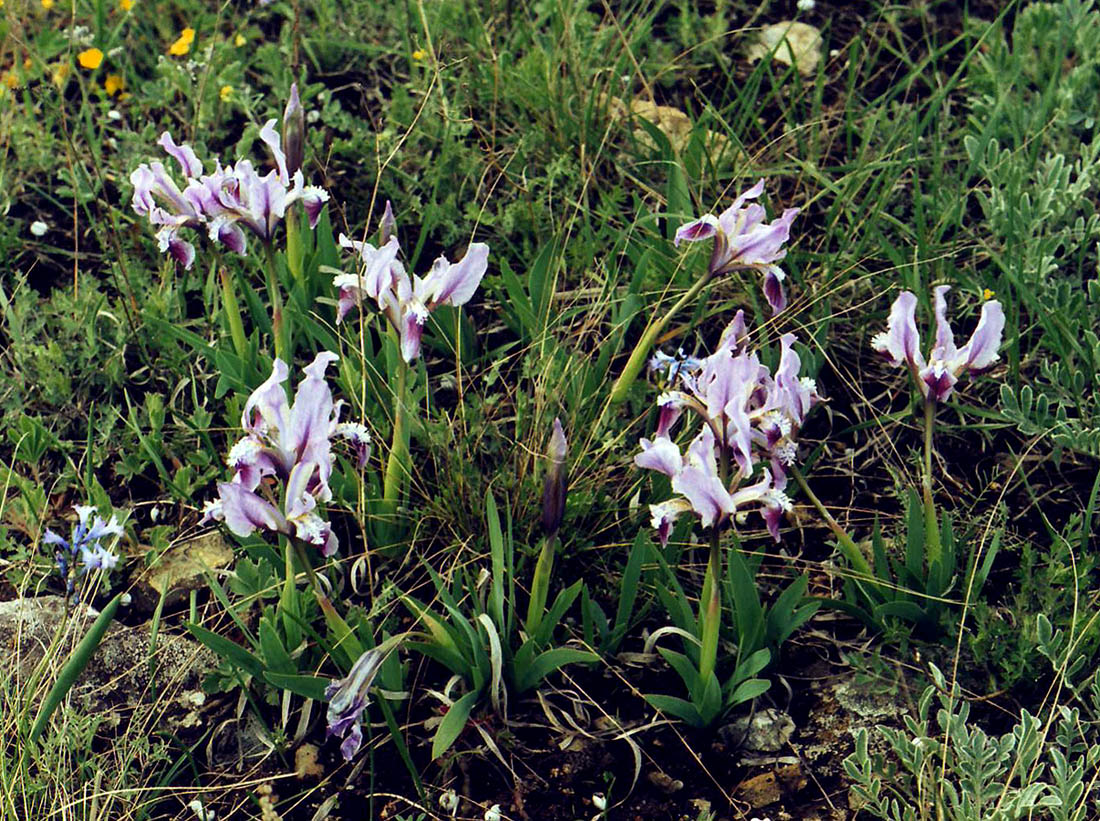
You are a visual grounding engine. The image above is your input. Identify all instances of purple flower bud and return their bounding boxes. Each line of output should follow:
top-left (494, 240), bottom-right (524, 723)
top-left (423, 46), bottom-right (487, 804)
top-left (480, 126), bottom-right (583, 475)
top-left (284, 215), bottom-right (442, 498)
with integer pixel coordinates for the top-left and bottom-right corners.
top-left (282, 83), bottom-right (305, 177)
top-left (541, 419), bottom-right (568, 536)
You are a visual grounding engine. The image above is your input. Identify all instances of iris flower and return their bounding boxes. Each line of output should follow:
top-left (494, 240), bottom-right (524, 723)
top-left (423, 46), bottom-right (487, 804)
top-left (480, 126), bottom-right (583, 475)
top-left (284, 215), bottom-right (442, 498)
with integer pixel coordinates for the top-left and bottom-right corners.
top-left (335, 203), bottom-right (490, 362)
top-left (129, 84), bottom-right (328, 268)
top-left (871, 286), bottom-right (1004, 403)
top-left (44, 505), bottom-right (124, 594)
top-left (203, 352), bottom-right (371, 556)
top-left (635, 318), bottom-right (819, 544)
top-left (674, 181), bottom-right (800, 314)
top-left (325, 648), bottom-right (385, 760)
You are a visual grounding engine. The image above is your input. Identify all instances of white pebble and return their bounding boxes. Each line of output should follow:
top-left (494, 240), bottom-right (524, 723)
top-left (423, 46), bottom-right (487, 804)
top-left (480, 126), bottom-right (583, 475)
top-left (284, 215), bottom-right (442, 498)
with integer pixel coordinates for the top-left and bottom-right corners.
top-left (30, 220), bottom-right (48, 237)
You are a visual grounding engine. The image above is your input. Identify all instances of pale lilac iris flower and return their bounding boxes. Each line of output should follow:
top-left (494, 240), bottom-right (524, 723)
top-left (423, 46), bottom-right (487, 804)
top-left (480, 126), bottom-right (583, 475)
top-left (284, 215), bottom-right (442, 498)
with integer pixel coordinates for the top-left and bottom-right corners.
top-left (334, 203), bottom-right (490, 363)
top-left (129, 84), bottom-right (329, 269)
top-left (635, 316), bottom-right (819, 544)
top-left (44, 505), bottom-right (124, 595)
top-left (325, 648), bottom-right (385, 760)
top-left (203, 352), bottom-right (372, 556)
top-left (871, 286), bottom-right (1005, 403)
top-left (674, 181), bottom-right (800, 314)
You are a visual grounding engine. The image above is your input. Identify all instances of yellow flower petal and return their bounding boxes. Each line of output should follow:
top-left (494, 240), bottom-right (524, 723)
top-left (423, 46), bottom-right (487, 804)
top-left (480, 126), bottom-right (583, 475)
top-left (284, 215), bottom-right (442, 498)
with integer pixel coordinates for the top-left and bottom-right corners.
top-left (234, 33), bottom-right (246, 47)
top-left (119, 0), bottom-right (133, 10)
top-left (105, 74), bottom-right (124, 95)
top-left (78, 48), bottom-right (104, 70)
top-left (169, 28), bottom-right (195, 56)
top-left (41, 0), bottom-right (54, 9)
top-left (411, 49), bottom-right (426, 61)
top-left (219, 84), bottom-right (232, 102)
top-left (2, 71), bottom-right (18, 90)
top-left (983, 288), bottom-right (995, 301)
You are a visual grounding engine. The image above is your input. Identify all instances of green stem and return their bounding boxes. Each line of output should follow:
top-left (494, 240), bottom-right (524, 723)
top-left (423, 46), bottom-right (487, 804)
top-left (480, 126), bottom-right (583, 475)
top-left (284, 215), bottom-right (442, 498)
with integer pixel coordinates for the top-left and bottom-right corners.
top-left (525, 533), bottom-right (557, 639)
top-left (607, 271), bottom-right (714, 405)
top-left (382, 357), bottom-right (410, 511)
top-left (698, 529), bottom-right (722, 684)
top-left (922, 398), bottom-right (942, 569)
top-left (219, 267), bottom-right (249, 361)
top-left (285, 208), bottom-right (304, 284)
top-left (262, 242), bottom-right (288, 361)
top-left (789, 464), bottom-right (874, 579)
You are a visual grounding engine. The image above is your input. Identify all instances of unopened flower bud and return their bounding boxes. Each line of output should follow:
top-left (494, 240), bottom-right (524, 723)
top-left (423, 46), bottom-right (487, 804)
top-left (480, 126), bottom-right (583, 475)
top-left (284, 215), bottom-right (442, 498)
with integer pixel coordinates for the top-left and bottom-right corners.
top-left (541, 418), bottom-right (568, 537)
top-left (282, 82), bottom-right (305, 177)
top-left (379, 200), bottom-right (396, 244)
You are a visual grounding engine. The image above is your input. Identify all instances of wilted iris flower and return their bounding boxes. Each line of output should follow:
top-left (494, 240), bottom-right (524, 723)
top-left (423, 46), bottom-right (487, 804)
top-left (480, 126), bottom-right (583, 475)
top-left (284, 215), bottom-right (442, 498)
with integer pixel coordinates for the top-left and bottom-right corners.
top-left (44, 504), bottom-right (124, 595)
top-left (871, 286), bottom-right (1004, 403)
top-left (129, 84), bottom-right (328, 269)
top-left (325, 648), bottom-right (384, 760)
top-left (635, 317), bottom-right (821, 544)
top-left (202, 352), bottom-right (371, 556)
top-left (674, 180), bottom-right (800, 314)
top-left (334, 203), bottom-right (490, 362)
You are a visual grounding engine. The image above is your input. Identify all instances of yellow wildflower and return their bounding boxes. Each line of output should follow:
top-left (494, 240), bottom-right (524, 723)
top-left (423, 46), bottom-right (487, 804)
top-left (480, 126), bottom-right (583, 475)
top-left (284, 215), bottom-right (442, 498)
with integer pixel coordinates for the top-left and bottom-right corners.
top-left (105, 74), bottom-right (124, 95)
top-left (119, 0), bottom-right (133, 10)
top-left (983, 288), bottom-right (995, 300)
top-left (168, 28), bottom-right (195, 56)
top-left (78, 48), bottom-right (104, 70)
top-left (411, 49), bottom-right (427, 61)
top-left (2, 71), bottom-right (18, 90)
top-left (219, 84), bottom-right (232, 102)
top-left (41, 0), bottom-right (54, 9)
top-left (23, 58), bottom-right (33, 69)
top-left (52, 62), bottom-right (71, 88)
top-left (234, 33), bottom-right (246, 47)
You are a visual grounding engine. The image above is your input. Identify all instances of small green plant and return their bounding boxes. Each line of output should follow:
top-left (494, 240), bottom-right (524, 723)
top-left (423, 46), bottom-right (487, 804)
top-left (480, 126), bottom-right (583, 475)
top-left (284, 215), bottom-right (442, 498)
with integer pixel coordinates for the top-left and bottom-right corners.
top-left (844, 660), bottom-right (1100, 821)
top-left (403, 489), bottom-right (596, 759)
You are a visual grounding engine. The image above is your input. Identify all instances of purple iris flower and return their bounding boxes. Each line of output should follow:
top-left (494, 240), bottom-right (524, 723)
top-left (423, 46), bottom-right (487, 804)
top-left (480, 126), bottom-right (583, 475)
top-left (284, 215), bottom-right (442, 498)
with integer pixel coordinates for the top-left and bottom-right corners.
top-left (325, 648), bottom-right (385, 760)
top-left (674, 181), bottom-right (800, 314)
top-left (334, 204), bottom-right (490, 362)
top-left (44, 504), bottom-right (124, 595)
top-left (129, 85), bottom-right (328, 268)
top-left (635, 324), bottom-right (816, 544)
top-left (203, 352), bottom-right (371, 556)
top-left (871, 286), bottom-right (1005, 403)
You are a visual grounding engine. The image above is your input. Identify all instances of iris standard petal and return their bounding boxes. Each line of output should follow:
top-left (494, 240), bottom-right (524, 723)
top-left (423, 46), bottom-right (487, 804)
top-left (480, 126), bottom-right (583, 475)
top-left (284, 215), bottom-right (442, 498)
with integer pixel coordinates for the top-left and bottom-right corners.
top-left (955, 299), bottom-right (1005, 372)
top-left (871, 290), bottom-right (923, 369)
top-left (428, 242), bottom-right (490, 307)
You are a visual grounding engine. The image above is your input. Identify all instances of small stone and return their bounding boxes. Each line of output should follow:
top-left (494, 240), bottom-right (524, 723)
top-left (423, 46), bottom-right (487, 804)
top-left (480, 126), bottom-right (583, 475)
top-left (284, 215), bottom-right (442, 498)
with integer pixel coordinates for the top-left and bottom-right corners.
top-left (720, 708), bottom-right (796, 752)
top-left (603, 95), bottom-right (733, 155)
top-left (132, 531), bottom-right (234, 612)
top-left (746, 22), bottom-right (823, 76)
top-left (737, 771), bottom-right (781, 807)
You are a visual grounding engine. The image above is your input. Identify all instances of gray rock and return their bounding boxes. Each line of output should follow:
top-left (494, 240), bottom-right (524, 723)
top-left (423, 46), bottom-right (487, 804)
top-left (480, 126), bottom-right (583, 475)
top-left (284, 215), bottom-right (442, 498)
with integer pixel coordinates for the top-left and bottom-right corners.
top-left (0, 595), bottom-right (216, 728)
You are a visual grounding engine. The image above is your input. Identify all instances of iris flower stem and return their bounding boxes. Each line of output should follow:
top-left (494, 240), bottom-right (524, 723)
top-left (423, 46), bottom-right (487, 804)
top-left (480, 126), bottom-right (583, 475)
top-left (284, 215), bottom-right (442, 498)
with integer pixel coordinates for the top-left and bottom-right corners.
top-left (607, 271), bottom-right (714, 405)
top-left (698, 421), bottom-right (730, 685)
top-left (285, 209), bottom-right (304, 284)
top-left (382, 356), bottom-right (410, 511)
top-left (291, 537), bottom-right (322, 594)
top-left (262, 242), bottom-right (288, 362)
top-left (789, 465), bottom-right (874, 579)
top-left (921, 398), bottom-right (942, 569)
top-left (698, 527), bottom-right (722, 684)
top-left (525, 533), bottom-right (557, 640)
top-left (219, 267), bottom-right (249, 361)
